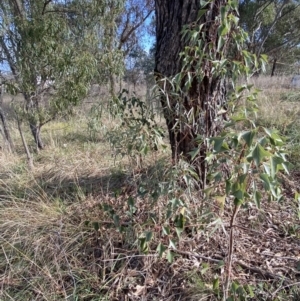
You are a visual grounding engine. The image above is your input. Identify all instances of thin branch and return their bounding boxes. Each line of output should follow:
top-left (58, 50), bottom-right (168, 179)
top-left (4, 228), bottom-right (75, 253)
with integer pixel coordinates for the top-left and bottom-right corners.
top-left (237, 260), bottom-right (292, 285)
top-left (42, 0), bottom-right (54, 15)
top-left (258, 1), bottom-right (294, 56)
top-left (271, 281), bottom-right (300, 298)
top-left (118, 10), bottom-right (153, 50)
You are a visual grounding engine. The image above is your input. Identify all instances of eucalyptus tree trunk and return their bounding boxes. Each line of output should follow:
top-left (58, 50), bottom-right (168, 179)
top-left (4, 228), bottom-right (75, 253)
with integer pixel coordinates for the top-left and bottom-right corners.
top-left (24, 93), bottom-right (45, 150)
top-left (155, 0), bottom-right (228, 186)
top-left (0, 107), bottom-right (14, 153)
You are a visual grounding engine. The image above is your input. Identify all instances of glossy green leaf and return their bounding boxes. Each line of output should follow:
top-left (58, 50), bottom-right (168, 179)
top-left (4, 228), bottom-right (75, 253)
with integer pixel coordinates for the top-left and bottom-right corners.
top-left (247, 143), bottom-right (272, 166)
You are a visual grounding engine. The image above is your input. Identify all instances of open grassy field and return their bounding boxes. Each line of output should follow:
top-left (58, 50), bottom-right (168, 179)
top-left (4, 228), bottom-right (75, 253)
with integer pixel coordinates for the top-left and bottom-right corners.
top-left (0, 77), bottom-right (300, 300)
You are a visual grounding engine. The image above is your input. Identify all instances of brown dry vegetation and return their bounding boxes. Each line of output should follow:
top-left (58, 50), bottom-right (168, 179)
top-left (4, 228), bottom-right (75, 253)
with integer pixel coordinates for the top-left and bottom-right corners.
top-left (0, 78), bottom-right (300, 300)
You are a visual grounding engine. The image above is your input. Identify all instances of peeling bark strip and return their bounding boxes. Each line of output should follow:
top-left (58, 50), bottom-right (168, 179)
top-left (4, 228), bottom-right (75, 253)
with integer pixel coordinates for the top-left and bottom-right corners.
top-left (155, 0), bottom-right (229, 185)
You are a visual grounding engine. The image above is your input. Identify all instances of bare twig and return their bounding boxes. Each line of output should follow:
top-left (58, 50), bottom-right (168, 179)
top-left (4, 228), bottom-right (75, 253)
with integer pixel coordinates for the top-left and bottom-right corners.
top-left (271, 281), bottom-right (300, 298)
top-left (224, 204), bottom-right (240, 300)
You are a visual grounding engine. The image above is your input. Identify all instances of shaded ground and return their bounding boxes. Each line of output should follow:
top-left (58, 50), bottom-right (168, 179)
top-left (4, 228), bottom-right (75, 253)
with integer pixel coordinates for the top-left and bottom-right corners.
top-left (61, 171), bottom-right (300, 300)
top-left (1, 140), bottom-right (300, 300)
top-left (1, 88), bottom-right (300, 300)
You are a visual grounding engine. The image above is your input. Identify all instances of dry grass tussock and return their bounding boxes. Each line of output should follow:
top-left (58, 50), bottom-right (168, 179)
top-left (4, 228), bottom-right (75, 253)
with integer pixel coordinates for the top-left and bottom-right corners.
top-left (0, 84), bottom-right (300, 300)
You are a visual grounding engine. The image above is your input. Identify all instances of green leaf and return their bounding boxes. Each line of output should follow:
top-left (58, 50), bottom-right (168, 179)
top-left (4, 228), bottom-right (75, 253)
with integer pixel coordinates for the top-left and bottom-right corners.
top-left (175, 227), bottom-right (184, 239)
top-left (239, 130), bottom-right (256, 147)
top-left (139, 237), bottom-right (148, 253)
top-left (263, 162), bottom-right (271, 176)
top-left (234, 197), bottom-right (243, 206)
top-left (210, 137), bottom-right (223, 152)
top-left (246, 284), bottom-right (255, 297)
top-left (92, 221), bottom-right (99, 231)
top-left (169, 239), bottom-right (177, 249)
top-left (282, 162), bottom-right (292, 174)
top-left (260, 54), bottom-right (268, 62)
top-left (200, 263), bottom-right (210, 275)
top-left (200, 0), bottom-right (210, 6)
top-left (220, 5), bottom-right (227, 22)
top-left (166, 209), bottom-right (172, 219)
top-left (231, 281), bottom-right (239, 292)
top-left (162, 226), bottom-right (170, 236)
top-left (233, 190), bottom-right (244, 201)
top-left (263, 128), bottom-right (284, 146)
top-left (213, 277), bottom-right (220, 292)
top-left (166, 250), bottom-right (174, 263)
top-left (113, 214), bottom-right (120, 227)
top-left (270, 156), bottom-right (284, 178)
top-left (197, 9), bottom-right (207, 19)
top-left (218, 24), bottom-right (229, 36)
top-left (188, 147), bottom-right (200, 161)
top-left (253, 190), bottom-right (261, 208)
top-left (145, 231), bottom-right (153, 242)
top-left (217, 35), bottom-right (225, 52)
top-left (247, 143), bottom-right (272, 166)
top-left (127, 196), bottom-right (136, 213)
top-left (259, 173), bottom-right (270, 191)
top-left (174, 213), bottom-right (185, 229)
top-left (156, 243), bottom-right (166, 257)
top-left (295, 191), bottom-right (300, 202)
top-left (210, 137), bottom-right (229, 153)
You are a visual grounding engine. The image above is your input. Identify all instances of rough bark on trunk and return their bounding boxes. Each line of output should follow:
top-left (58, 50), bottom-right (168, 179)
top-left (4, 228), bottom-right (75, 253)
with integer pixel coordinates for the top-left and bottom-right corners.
top-left (155, 1), bottom-right (199, 159)
top-left (155, 0), bottom-right (228, 185)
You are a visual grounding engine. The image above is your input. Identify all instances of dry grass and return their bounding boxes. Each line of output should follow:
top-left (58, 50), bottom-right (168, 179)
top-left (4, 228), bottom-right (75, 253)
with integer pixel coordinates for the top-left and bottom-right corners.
top-left (249, 75), bottom-right (292, 90)
top-left (0, 81), bottom-right (300, 300)
top-left (249, 75), bottom-right (300, 169)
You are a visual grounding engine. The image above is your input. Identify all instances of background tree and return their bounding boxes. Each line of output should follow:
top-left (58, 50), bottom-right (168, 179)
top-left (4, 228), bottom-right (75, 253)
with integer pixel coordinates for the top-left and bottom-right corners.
top-left (124, 44), bottom-right (155, 89)
top-left (0, 0), bottom-right (123, 149)
top-left (105, 0), bottom-right (154, 96)
top-left (117, 0), bottom-right (154, 55)
top-left (239, 0), bottom-right (300, 75)
top-left (0, 80), bottom-right (14, 152)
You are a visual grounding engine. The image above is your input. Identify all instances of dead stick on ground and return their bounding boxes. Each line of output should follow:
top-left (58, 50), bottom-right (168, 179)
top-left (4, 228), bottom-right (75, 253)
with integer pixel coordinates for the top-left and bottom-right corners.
top-left (173, 250), bottom-right (292, 285)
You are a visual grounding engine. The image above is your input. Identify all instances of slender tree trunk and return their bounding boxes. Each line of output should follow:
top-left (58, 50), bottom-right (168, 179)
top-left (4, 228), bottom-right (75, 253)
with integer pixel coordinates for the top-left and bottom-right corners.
top-left (29, 123), bottom-right (44, 150)
top-left (0, 85), bottom-right (14, 152)
top-left (155, 0), bottom-right (228, 186)
top-left (16, 115), bottom-right (34, 170)
top-left (0, 107), bottom-right (14, 153)
top-left (23, 92), bottom-right (44, 150)
top-left (271, 58), bottom-right (277, 77)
